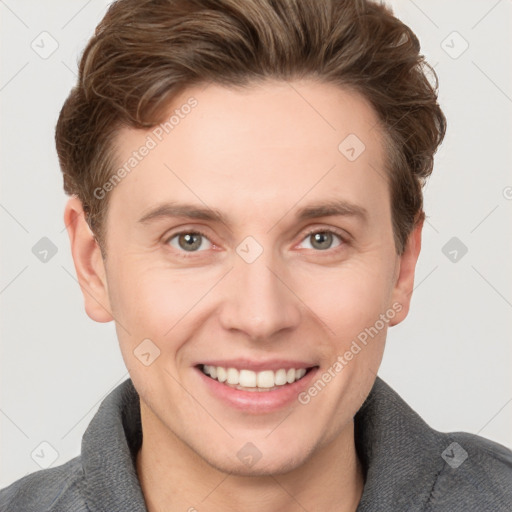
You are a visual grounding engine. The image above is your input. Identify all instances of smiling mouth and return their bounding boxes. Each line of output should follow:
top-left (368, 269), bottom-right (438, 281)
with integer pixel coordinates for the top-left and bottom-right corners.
top-left (197, 364), bottom-right (318, 392)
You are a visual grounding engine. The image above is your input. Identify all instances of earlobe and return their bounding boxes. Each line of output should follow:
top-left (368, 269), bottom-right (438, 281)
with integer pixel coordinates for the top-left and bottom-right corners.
top-left (64, 196), bottom-right (114, 323)
top-left (389, 217), bottom-right (424, 327)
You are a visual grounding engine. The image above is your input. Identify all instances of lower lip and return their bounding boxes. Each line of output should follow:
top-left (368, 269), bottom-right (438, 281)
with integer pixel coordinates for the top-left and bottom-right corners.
top-left (194, 365), bottom-right (320, 414)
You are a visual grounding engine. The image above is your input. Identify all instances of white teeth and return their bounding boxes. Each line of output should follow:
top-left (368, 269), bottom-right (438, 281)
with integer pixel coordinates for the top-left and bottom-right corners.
top-left (226, 367), bottom-right (239, 384)
top-left (256, 370), bottom-right (275, 388)
top-left (239, 369), bottom-right (257, 387)
top-left (201, 364), bottom-right (311, 389)
top-left (275, 369), bottom-right (287, 385)
top-left (216, 366), bottom-right (227, 382)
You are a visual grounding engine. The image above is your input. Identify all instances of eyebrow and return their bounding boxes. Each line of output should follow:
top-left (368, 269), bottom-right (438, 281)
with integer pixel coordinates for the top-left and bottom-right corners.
top-left (137, 199), bottom-right (368, 226)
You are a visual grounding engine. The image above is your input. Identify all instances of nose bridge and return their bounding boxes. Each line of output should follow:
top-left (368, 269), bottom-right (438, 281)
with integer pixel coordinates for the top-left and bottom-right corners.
top-left (219, 241), bottom-right (301, 339)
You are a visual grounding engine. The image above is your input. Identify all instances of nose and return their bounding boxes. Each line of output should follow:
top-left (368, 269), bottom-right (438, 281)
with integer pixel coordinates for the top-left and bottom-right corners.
top-left (218, 248), bottom-right (302, 341)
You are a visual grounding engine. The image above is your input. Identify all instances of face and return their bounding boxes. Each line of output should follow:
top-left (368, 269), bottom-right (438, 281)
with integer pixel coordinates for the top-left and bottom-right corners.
top-left (66, 79), bottom-right (422, 476)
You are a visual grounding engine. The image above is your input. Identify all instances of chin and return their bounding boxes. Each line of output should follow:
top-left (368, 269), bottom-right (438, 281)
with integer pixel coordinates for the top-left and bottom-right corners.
top-left (201, 441), bottom-right (314, 477)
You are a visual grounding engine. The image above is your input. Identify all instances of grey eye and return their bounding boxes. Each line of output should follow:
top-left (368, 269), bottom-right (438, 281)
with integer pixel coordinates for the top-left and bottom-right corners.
top-left (168, 232), bottom-right (212, 252)
top-left (299, 231), bottom-right (342, 251)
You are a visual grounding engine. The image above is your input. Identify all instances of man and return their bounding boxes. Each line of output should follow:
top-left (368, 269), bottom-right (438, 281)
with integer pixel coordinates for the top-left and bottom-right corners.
top-left (1, 0), bottom-right (511, 510)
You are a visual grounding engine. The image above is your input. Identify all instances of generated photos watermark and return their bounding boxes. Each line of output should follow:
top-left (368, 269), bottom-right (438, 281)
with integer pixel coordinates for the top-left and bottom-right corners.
top-left (298, 302), bottom-right (403, 405)
top-left (93, 96), bottom-right (198, 200)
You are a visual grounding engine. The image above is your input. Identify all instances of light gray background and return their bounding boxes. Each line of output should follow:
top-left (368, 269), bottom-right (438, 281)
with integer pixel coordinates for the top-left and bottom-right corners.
top-left (1, 0), bottom-right (511, 488)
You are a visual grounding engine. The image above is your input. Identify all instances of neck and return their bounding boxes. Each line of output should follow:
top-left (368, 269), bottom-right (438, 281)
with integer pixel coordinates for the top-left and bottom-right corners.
top-left (136, 400), bottom-right (365, 512)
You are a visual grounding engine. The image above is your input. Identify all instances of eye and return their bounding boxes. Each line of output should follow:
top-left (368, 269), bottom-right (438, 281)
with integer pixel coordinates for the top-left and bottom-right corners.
top-left (164, 227), bottom-right (347, 256)
top-left (297, 229), bottom-right (345, 251)
top-left (165, 231), bottom-right (212, 253)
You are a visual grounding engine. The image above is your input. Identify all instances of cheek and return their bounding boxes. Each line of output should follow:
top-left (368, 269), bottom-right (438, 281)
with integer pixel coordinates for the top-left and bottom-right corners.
top-left (107, 262), bottom-right (219, 343)
top-left (108, 269), bottom-right (199, 383)
top-left (107, 246), bottom-right (396, 361)
top-left (296, 260), bottom-right (394, 336)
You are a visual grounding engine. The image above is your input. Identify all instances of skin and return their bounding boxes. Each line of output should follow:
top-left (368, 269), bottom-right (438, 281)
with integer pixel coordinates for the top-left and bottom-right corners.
top-left (64, 79), bottom-right (423, 512)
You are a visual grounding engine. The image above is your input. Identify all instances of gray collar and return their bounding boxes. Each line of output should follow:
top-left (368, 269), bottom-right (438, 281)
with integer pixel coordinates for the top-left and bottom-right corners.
top-left (80, 377), bottom-right (446, 511)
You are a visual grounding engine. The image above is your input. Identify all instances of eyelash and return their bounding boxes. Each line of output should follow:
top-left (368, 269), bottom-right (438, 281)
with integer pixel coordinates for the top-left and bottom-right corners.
top-left (164, 227), bottom-right (349, 258)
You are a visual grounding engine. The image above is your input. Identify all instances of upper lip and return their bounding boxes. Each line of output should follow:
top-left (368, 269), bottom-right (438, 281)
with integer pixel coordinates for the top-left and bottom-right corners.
top-left (196, 358), bottom-right (318, 372)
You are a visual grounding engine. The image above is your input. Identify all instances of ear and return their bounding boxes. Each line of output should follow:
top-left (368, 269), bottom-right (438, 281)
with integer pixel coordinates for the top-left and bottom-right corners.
top-left (63, 196), bottom-right (114, 323)
top-left (389, 216), bottom-right (424, 327)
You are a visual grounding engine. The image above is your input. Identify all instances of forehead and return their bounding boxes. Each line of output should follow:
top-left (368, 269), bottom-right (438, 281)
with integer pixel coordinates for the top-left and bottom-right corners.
top-left (109, 79), bottom-right (390, 227)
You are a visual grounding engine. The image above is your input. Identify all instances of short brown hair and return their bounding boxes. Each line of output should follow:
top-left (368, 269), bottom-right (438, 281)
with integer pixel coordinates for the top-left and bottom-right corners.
top-left (55, 0), bottom-right (446, 256)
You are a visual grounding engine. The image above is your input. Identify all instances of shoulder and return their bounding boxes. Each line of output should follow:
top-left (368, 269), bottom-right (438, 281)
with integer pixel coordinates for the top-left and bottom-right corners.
top-left (356, 377), bottom-right (512, 511)
top-left (0, 456), bottom-right (88, 512)
top-left (425, 430), bottom-right (512, 511)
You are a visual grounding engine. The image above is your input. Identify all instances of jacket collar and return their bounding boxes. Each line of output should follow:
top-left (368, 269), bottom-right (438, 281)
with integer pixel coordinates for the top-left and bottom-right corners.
top-left (80, 376), bottom-right (443, 511)
top-left (354, 377), bottom-right (443, 511)
top-left (81, 378), bottom-right (146, 511)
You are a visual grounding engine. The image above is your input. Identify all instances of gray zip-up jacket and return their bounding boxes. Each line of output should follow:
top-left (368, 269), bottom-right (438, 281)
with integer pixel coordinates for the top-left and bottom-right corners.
top-left (1, 377), bottom-right (511, 511)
